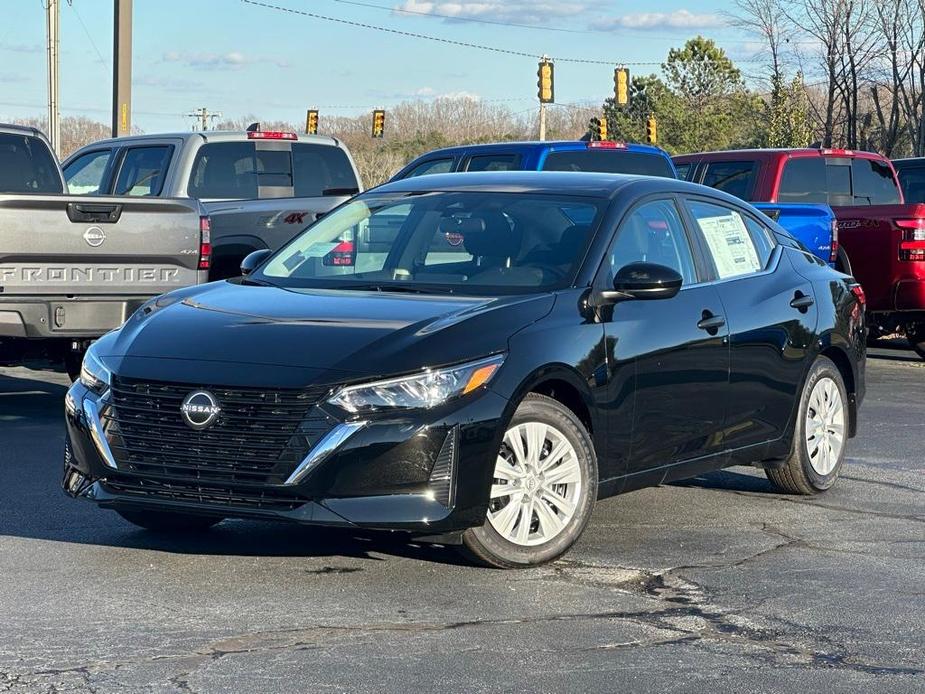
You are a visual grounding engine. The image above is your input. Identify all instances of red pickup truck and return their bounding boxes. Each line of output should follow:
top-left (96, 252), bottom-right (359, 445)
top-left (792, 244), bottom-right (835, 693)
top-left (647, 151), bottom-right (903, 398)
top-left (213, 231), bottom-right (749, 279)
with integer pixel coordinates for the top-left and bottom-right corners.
top-left (674, 148), bottom-right (925, 358)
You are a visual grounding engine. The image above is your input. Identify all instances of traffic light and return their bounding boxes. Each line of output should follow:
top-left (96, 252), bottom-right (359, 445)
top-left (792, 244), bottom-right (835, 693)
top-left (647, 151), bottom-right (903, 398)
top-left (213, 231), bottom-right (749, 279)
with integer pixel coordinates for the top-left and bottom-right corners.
top-left (588, 117), bottom-right (602, 141)
top-left (537, 59), bottom-right (554, 103)
top-left (599, 115), bottom-right (608, 140)
top-left (372, 109), bottom-right (385, 138)
top-left (645, 114), bottom-right (658, 144)
top-left (305, 109), bottom-right (319, 135)
top-left (614, 67), bottom-right (630, 108)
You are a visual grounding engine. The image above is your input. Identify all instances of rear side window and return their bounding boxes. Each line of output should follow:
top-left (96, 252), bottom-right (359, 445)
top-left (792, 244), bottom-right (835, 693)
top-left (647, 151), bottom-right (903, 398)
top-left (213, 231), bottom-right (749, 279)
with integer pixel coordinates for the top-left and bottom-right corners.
top-left (897, 166), bottom-right (925, 203)
top-left (0, 133), bottom-right (62, 194)
top-left (291, 143), bottom-right (359, 197)
top-left (187, 142), bottom-right (259, 198)
top-left (674, 162), bottom-right (694, 181)
top-left (542, 150), bottom-right (675, 178)
top-left (851, 158), bottom-right (900, 205)
top-left (685, 200), bottom-right (767, 279)
top-left (465, 154), bottom-right (520, 172)
top-left (114, 145), bottom-right (172, 196)
top-left (64, 149), bottom-right (112, 195)
top-left (701, 161), bottom-right (757, 201)
top-left (401, 158), bottom-right (454, 179)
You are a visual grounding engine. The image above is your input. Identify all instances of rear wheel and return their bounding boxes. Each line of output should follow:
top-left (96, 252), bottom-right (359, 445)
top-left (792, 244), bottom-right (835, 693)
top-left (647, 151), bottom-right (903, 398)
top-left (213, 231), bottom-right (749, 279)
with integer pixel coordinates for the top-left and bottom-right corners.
top-left (833, 246), bottom-right (852, 275)
top-left (116, 509), bottom-right (223, 533)
top-left (767, 356), bottom-right (848, 494)
top-left (461, 394), bottom-right (597, 569)
top-left (906, 322), bottom-right (925, 360)
top-left (63, 350), bottom-right (84, 382)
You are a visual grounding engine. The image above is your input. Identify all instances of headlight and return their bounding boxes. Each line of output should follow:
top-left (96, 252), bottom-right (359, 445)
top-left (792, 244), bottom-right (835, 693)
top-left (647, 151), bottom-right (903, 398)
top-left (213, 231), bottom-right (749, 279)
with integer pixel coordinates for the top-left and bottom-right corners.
top-left (327, 354), bottom-right (504, 414)
top-left (79, 345), bottom-right (111, 394)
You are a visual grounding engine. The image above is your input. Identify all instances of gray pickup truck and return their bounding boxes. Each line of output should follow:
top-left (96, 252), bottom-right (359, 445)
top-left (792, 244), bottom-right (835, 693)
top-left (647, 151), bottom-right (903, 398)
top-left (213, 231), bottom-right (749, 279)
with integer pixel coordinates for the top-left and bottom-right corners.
top-left (0, 124), bottom-right (207, 377)
top-left (63, 127), bottom-right (362, 279)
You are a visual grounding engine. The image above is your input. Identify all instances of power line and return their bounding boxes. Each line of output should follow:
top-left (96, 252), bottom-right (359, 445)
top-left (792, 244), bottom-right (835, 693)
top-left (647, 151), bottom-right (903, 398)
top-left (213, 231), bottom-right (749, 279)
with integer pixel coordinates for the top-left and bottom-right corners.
top-left (67, 0), bottom-right (109, 70)
top-left (240, 0), bottom-right (669, 65)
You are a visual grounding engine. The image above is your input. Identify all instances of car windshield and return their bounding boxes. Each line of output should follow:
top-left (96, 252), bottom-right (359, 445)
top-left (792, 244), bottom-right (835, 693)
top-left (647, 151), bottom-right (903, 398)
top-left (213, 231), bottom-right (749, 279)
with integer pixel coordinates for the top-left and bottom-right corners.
top-left (257, 191), bottom-right (605, 294)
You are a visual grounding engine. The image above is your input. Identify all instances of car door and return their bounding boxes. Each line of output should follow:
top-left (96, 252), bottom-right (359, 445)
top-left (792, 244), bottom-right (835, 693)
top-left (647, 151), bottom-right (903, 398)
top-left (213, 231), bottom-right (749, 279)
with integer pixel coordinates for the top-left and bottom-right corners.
top-left (601, 197), bottom-right (730, 485)
top-left (682, 196), bottom-right (817, 458)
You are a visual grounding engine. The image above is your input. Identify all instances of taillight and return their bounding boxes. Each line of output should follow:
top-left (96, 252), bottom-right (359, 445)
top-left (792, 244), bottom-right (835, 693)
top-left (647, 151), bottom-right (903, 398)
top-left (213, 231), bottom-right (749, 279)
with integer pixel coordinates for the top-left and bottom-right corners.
top-left (247, 131), bottom-right (297, 140)
top-left (587, 141), bottom-right (627, 149)
top-left (850, 284), bottom-right (866, 307)
top-left (820, 148), bottom-right (853, 156)
top-left (897, 218), bottom-right (925, 261)
top-left (323, 240), bottom-right (355, 266)
top-left (829, 218), bottom-right (839, 263)
top-left (198, 216), bottom-right (212, 270)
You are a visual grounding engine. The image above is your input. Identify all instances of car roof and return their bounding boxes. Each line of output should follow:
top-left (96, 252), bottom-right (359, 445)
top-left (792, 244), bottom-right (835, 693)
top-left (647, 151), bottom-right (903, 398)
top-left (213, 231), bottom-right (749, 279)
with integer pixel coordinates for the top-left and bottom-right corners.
top-left (893, 157), bottom-right (925, 165)
top-left (674, 148), bottom-right (887, 161)
top-left (74, 131), bottom-right (342, 148)
top-left (0, 122), bottom-right (43, 138)
top-left (413, 140), bottom-right (669, 158)
top-left (372, 170), bottom-right (708, 199)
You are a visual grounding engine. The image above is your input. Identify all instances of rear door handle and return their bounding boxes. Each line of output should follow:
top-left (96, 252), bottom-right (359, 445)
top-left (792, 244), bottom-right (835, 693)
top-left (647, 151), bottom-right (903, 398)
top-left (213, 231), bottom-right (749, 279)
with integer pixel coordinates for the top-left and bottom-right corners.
top-left (790, 292), bottom-right (815, 311)
top-left (697, 313), bottom-right (726, 332)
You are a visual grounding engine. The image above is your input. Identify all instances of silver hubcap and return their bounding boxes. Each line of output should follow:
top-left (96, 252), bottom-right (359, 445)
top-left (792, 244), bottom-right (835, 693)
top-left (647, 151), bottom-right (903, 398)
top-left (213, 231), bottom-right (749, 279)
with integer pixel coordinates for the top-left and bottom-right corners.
top-left (488, 422), bottom-right (583, 547)
top-left (805, 377), bottom-right (845, 476)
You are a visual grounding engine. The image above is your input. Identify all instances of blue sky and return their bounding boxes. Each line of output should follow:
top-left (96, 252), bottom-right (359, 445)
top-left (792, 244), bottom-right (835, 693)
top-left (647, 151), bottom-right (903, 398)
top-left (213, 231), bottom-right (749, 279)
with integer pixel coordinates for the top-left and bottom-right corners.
top-left (0, 0), bottom-right (778, 133)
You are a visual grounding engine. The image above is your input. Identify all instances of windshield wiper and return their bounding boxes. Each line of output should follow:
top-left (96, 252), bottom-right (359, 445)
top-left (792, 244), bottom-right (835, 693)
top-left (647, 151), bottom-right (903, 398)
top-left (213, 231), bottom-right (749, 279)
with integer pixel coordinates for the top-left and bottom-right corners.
top-left (337, 283), bottom-right (452, 295)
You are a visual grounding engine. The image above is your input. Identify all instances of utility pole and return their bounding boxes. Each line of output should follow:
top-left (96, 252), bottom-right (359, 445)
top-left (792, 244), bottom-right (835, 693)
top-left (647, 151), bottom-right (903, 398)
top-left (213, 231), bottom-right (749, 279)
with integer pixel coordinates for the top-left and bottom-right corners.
top-left (112, 0), bottom-right (132, 137)
top-left (185, 107), bottom-right (222, 131)
top-left (45, 0), bottom-right (60, 154)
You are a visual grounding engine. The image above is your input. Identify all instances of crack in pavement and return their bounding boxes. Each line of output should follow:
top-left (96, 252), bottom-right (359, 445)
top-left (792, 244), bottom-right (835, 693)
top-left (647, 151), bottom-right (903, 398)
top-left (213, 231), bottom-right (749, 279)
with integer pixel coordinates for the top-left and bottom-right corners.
top-left (726, 489), bottom-right (925, 524)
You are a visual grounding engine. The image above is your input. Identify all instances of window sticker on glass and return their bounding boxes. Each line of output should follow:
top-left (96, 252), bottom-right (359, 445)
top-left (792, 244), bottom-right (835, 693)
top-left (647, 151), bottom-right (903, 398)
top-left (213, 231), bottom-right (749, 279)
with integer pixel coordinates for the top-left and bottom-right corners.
top-left (696, 211), bottom-right (762, 278)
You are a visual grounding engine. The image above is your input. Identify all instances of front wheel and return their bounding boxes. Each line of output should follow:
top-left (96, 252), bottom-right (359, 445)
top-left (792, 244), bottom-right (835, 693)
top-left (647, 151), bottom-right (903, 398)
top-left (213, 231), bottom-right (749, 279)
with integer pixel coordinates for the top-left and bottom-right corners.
top-left (461, 394), bottom-right (597, 569)
top-left (766, 356), bottom-right (849, 494)
top-left (116, 509), bottom-right (223, 533)
top-left (906, 322), bottom-right (925, 360)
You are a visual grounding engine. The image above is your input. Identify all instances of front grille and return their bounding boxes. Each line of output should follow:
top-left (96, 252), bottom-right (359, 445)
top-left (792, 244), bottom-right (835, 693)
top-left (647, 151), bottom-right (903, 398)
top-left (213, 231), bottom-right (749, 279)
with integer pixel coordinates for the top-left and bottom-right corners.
top-left (100, 377), bottom-right (335, 506)
top-left (103, 477), bottom-right (305, 511)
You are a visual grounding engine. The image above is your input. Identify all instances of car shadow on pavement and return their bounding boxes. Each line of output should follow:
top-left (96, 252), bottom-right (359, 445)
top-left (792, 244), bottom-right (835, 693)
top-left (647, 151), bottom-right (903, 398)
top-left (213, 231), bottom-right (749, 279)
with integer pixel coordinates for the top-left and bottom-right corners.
top-left (0, 371), bottom-right (473, 567)
top-left (667, 468), bottom-right (777, 493)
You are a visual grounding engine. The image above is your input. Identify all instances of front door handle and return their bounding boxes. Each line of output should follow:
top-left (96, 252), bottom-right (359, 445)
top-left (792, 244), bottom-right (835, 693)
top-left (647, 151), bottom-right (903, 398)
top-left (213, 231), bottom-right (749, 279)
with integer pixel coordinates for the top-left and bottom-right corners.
top-left (790, 292), bottom-right (815, 311)
top-left (697, 312), bottom-right (726, 333)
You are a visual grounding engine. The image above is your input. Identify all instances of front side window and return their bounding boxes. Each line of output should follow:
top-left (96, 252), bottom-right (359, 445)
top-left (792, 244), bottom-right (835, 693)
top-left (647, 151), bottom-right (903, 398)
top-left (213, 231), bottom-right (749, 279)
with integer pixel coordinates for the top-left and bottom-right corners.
top-left (608, 199), bottom-right (697, 285)
top-left (465, 154), bottom-right (520, 172)
top-left (258, 191), bottom-right (604, 294)
top-left (401, 158), bottom-right (454, 179)
top-left (64, 149), bottom-right (112, 195)
top-left (114, 146), bottom-right (172, 196)
top-left (701, 161), bottom-right (757, 201)
top-left (0, 133), bottom-right (62, 194)
top-left (686, 199), bottom-right (767, 280)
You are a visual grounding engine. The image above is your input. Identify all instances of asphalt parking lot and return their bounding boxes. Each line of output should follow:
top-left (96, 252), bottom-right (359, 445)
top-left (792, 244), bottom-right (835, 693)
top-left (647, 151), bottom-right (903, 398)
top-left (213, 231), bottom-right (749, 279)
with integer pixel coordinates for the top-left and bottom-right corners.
top-left (1, 348), bottom-right (923, 693)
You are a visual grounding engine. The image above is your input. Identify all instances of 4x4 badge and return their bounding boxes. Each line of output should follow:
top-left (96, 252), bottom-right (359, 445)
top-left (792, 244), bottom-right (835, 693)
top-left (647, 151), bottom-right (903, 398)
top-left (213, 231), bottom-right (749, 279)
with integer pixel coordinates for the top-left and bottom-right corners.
top-left (83, 226), bottom-right (106, 248)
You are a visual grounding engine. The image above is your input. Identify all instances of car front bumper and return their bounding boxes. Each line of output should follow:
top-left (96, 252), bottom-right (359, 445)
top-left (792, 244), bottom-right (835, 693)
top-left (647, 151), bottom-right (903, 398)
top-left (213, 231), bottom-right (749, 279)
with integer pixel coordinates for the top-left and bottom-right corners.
top-left (63, 376), bottom-right (510, 537)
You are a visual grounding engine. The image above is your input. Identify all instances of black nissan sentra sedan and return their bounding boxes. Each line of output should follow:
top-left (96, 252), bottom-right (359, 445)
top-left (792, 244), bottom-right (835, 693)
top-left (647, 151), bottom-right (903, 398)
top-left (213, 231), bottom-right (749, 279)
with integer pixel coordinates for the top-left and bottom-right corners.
top-left (64, 172), bottom-right (866, 568)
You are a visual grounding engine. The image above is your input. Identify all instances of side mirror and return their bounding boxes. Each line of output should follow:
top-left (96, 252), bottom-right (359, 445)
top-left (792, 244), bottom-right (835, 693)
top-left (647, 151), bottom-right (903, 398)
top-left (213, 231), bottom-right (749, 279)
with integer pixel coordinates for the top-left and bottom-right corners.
top-left (240, 249), bottom-right (272, 276)
top-left (600, 262), bottom-right (683, 303)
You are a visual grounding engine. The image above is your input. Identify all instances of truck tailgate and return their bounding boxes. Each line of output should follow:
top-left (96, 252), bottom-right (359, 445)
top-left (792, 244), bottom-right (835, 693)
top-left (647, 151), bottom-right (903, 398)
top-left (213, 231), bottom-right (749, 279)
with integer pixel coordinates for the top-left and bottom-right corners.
top-left (753, 203), bottom-right (835, 264)
top-left (202, 195), bottom-right (351, 252)
top-left (0, 195), bottom-right (203, 296)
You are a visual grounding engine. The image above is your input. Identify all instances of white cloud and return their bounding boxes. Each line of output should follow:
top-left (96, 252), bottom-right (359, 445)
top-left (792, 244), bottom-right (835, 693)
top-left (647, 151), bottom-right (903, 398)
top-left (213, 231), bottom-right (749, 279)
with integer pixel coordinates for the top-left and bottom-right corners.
top-left (161, 51), bottom-right (288, 70)
top-left (392, 1), bottom-right (586, 25)
top-left (594, 10), bottom-right (725, 31)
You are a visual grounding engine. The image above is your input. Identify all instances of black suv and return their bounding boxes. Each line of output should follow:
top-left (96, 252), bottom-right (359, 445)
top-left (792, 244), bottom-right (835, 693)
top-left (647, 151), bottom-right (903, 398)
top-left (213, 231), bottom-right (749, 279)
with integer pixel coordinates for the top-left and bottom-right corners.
top-left (64, 172), bottom-right (866, 568)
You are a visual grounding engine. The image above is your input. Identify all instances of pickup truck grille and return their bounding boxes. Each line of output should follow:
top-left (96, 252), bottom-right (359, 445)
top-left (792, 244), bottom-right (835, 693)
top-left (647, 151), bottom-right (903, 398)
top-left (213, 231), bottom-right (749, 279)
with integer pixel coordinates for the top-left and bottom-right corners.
top-left (100, 377), bottom-right (334, 507)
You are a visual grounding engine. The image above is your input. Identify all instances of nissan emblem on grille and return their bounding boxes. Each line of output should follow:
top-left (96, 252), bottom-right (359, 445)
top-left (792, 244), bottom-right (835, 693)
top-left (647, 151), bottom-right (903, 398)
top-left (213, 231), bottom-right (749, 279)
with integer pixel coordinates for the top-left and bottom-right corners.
top-left (83, 226), bottom-right (106, 247)
top-left (179, 390), bottom-right (221, 430)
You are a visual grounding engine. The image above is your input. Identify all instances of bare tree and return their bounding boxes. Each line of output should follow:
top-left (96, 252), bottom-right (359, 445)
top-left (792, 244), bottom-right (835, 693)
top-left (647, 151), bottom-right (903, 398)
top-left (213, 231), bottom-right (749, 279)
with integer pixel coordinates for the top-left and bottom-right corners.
top-left (728, 0), bottom-right (791, 84)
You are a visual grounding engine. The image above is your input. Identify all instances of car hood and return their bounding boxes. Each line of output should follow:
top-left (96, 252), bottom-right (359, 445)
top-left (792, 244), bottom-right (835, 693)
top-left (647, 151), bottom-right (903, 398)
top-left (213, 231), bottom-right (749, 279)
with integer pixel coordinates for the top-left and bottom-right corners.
top-left (103, 281), bottom-right (554, 384)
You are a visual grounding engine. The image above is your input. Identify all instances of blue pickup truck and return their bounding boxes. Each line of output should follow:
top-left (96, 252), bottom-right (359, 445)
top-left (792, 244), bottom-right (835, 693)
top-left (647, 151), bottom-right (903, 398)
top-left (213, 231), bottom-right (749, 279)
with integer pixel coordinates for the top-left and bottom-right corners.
top-left (392, 140), bottom-right (838, 265)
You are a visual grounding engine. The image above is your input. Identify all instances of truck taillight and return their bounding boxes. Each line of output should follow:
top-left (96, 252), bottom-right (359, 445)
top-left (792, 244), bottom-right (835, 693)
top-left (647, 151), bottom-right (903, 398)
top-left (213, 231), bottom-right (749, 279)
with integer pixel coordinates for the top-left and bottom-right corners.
top-left (587, 140), bottom-right (626, 149)
top-left (199, 216), bottom-right (212, 270)
top-left (830, 218), bottom-right (839, 263)
top-left (323, 240), bottom-right (355, 267)
top-left (850, 284), bottom-right (866, 307)
top-left (247, 131), bottom-right (297, 140)
top-left (897, 218), bottom-right (925, 261)
top-left (820, 148), bottom-right (853, 156)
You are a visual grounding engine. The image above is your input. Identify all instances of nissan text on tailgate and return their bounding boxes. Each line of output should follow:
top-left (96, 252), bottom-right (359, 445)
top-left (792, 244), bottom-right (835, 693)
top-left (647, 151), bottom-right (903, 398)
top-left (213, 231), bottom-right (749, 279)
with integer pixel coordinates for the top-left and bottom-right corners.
top-left (675, 148), bottom-right (925, 358)
top-left (0, 124), bottom-right (208, 377)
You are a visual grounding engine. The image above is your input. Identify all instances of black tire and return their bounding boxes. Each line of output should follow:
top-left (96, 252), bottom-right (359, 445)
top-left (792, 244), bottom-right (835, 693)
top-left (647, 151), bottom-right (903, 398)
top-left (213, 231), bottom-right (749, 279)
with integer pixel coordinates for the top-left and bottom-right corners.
top-left (64, 350), bottom-right (83, 382)
top-left (906, 322), bottom-right (925, 360)
top-left (834, 246), bottom-right (852, 275)
top-left (461, 393), bottom-right (598, 569)
top-left (767, 356), bottom-right (849, 495)
top-left (116, 509), bottom-right (223, 533)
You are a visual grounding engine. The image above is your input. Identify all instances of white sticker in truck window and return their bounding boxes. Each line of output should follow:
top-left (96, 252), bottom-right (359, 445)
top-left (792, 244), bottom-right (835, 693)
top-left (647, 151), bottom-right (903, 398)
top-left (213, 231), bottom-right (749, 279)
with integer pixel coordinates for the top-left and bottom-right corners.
top-left (696, 212), bottom-right (761, 279)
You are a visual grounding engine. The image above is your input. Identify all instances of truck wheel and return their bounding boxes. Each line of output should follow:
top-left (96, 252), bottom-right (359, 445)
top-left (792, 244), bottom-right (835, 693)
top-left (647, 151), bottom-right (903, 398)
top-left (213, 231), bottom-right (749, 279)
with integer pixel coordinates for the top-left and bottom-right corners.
top-left (116, 509), bottom-right (223, 533)
top-left (460, 394), bottom-right (597, 569)
top-left (834, 246), bottom-right (852, 275)
top-left (767, 356), bottom-right (848, 495)
top-left (907, 322), bottom-right (925, 360)
top-left (64, 351), bottom-right (84, 382)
